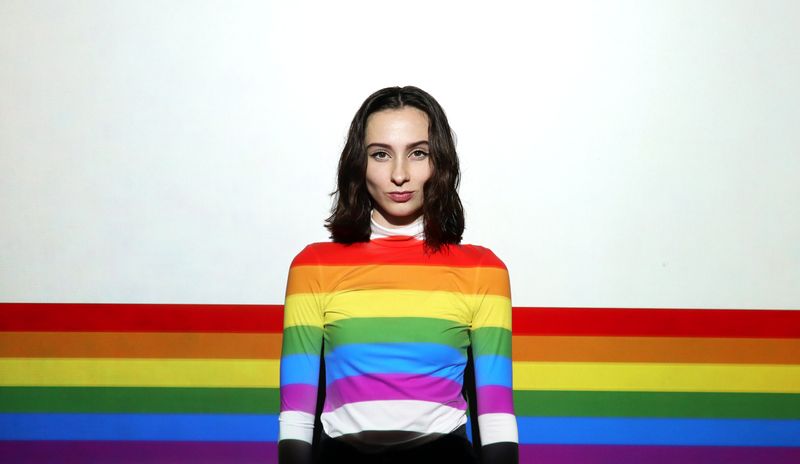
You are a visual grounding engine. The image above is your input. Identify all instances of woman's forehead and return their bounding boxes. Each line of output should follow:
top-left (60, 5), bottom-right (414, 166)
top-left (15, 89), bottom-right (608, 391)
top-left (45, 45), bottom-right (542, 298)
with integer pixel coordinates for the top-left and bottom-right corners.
top-left (365, 107), bottom-right (430, 142)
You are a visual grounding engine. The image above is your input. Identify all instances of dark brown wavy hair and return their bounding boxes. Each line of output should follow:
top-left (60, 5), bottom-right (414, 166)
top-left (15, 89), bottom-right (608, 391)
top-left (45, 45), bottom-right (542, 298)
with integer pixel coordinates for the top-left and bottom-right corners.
top-left (324, 85), bottom-right (465, 254)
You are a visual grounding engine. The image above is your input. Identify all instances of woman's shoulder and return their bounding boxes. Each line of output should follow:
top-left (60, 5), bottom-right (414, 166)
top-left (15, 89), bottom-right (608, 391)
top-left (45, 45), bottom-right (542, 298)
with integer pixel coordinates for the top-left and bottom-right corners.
top-left (452, 242), bottom-right (507, 269)
top-left (288, 242), bottom-right (324, 266)
top-left (288, 240), bottom-right (360, 265)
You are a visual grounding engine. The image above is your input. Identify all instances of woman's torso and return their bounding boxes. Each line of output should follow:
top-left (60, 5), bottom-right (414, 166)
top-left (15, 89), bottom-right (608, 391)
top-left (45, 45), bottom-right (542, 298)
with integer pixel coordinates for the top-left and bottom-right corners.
top-left (307, 231), bottom-right (492, 452)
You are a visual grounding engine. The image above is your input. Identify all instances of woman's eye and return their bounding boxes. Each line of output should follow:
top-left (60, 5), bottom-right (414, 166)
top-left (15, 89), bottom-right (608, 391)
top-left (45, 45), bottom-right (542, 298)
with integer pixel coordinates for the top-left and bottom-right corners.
top-left (411, 150), bottom-right (428, 158)
top-left (370, 152), bottom-right (389, 160)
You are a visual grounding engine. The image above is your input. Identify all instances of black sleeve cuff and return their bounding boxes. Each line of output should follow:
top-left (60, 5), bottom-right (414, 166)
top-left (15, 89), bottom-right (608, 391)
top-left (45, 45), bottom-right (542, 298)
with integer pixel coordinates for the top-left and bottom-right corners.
top-left (481, 441), bottom-right (519, 464)
top-left (278, 439), bottom-right (313, 464)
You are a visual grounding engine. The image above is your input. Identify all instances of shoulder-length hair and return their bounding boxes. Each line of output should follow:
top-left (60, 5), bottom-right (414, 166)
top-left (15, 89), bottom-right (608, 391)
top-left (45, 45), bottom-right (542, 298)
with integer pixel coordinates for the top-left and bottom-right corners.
top-left (324, 85), bottom-right (465, 254)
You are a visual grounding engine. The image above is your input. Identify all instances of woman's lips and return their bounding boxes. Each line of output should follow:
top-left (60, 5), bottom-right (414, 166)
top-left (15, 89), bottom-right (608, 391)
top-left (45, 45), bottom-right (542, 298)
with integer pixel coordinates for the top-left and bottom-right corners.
top-left (387, 192), bottom-right (413, 202)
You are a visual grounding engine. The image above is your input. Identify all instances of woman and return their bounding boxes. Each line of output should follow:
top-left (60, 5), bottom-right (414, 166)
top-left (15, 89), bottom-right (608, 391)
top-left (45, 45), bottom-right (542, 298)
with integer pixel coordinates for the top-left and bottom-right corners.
top-left (278, 86), bottom-right (518, 464)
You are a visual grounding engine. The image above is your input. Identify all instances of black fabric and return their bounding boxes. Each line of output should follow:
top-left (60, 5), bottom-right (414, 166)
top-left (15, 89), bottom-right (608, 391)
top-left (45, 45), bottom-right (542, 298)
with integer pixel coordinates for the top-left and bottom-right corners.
top-left (278, 440), bottom-right (312, 464)
top-left (481, 442), bottom-right (519, 464)
top-left (463, 345), bottom-right (481, 448)
top-left (310, 348), bottom-right (326, 451)
top-left (314, 426), bottom-right (479, 464)
top-left (281, 437), bottom-right (519, 464)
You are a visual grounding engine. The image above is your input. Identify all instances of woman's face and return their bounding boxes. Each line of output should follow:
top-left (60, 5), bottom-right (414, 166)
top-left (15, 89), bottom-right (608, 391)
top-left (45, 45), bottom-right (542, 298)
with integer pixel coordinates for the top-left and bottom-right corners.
top-left (365, 106), bottom-right (433, 228)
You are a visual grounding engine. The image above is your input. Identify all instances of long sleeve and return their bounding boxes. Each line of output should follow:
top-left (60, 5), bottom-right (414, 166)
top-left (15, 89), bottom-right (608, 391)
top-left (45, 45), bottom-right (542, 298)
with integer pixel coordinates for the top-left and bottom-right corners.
top-left (471, 248), bottom-right (519, 463)
top-left (279, 245), bottom-right (325, 461)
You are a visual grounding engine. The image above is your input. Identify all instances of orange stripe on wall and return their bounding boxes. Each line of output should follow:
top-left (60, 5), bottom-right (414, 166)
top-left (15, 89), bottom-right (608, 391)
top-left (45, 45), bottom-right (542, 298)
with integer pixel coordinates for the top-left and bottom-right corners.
top-left (0, 332), bottom-right (282, 359)
top-left (6, 333), bottom-right (799, 363)
top-left (512, 336), bottom-right (800, 364)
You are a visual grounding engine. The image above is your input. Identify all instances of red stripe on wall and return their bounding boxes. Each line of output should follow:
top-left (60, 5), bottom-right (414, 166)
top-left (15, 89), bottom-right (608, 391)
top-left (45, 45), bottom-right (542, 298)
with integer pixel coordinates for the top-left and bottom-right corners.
top-left (0, 303), bottom-right (284, 333)
top-left (3, 303), bottom-right (798, 337)
top-left (513, 307), bottom-right (800, 338)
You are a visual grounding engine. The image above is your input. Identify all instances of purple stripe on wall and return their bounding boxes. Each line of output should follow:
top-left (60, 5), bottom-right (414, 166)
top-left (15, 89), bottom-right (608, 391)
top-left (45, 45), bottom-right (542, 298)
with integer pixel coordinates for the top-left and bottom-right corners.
top-left (476, 385), bottom-right (514, 415)
top-left (520, 444), bottom-right (800, 464)
top-left (323, 373), bottom-right (467, 412)
top-left (0, 441), bottom-right (277, 464)
top-left (7, 441), bottom-right (798, 464)
top-left (279, 384), bottom-right (318, 415)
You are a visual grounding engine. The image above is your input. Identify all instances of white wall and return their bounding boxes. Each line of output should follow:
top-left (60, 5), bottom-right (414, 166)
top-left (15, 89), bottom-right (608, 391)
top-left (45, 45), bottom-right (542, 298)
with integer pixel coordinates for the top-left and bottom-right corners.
top-left (1, 1), bottom-right (798, 308)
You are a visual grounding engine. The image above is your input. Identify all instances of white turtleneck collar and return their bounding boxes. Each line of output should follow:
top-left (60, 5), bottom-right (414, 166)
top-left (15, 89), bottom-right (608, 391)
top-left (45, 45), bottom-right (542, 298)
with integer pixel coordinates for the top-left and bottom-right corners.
top-left (369, 209), bottom-right (425, 240)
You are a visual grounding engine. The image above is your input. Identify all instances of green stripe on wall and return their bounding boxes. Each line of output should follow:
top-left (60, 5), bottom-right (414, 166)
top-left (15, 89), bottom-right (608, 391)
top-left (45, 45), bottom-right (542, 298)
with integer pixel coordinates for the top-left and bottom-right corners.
top-left (3, 387), bottom-right (798, 419)
top-left (0, 387), bottom-right (279, 414)
top-left (513, 390), bottom-right (800, 419)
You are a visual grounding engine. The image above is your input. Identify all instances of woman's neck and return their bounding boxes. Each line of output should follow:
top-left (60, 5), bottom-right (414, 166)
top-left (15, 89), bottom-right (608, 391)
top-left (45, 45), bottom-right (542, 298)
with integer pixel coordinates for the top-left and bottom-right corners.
top-left (369, 209), bottom-right (425, 240)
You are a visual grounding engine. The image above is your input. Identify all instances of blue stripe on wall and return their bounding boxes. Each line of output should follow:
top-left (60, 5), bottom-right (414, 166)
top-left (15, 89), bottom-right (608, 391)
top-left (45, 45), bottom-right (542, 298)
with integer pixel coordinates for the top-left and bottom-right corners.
top-left (518, 417), bottom-right (800, 447)
top-left (0, 413), bottom-right (278, 441)
top-left (4, 414), bottom-right (799, 447)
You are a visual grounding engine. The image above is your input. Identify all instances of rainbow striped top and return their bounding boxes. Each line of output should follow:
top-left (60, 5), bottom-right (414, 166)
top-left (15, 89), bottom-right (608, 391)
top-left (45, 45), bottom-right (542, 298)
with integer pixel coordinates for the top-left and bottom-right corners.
top-left (278, 231), bottom-right (518, 450)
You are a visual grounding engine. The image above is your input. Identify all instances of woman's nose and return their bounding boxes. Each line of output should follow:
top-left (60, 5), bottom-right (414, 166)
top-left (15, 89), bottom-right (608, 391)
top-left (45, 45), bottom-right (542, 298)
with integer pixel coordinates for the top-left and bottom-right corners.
top-left (391, 159), bottom-right (410, 185)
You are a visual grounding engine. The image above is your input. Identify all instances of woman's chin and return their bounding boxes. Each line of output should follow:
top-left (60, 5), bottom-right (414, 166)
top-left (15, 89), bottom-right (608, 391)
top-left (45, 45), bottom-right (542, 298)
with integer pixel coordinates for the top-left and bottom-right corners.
top-left (373, 204), bottom-right (423, 226)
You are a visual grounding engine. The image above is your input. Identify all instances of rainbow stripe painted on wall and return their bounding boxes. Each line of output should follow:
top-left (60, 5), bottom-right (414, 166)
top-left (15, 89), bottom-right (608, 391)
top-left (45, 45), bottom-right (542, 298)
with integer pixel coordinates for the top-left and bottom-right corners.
top-left (1, 303), bottom-right (799, 463)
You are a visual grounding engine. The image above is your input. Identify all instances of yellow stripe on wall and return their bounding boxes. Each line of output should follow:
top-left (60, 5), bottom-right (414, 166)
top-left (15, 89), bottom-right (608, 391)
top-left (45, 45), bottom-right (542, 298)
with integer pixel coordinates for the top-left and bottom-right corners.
top-left (0, 358), bottom-right (280, 387)
top-left (7, 358), bottom-right (796, 392)
top-left (513, 361), bottom-right (800, 393)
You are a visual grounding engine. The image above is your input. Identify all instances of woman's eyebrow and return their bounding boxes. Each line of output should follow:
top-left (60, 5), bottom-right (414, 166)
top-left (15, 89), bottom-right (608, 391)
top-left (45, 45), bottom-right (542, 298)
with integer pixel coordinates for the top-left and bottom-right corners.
top-left (366, 140), bottom-right (429, 150)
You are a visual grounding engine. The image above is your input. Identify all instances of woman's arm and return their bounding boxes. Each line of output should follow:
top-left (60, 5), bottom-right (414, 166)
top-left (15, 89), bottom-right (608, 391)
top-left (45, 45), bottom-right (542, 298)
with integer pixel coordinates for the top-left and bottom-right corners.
top-left (471, 248), bottom-right (519, 464)
top-left (279, 245), bottom-right (325, 464)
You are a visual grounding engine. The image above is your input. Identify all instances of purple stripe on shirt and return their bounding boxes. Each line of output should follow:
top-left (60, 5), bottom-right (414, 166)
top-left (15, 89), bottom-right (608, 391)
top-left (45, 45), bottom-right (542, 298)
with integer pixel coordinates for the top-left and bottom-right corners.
top-left (323, 373), bottom-right (467, 412)
top-left (476, 385), bottom-right (515, 415)
top-left (280, 384), bottom-right (318, 414)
